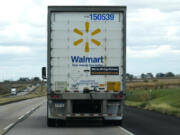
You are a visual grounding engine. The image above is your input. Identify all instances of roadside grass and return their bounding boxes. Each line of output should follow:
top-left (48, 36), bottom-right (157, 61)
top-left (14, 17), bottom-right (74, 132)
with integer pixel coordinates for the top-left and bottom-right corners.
top-left (16, 86), bottom-right (27, 92)
top-left (0, 93), bottom-right (10, 98)
top-left (125, 88), bottom-right (180, 117)
top-left (127, 79), bottom-right (180, 90)
top-left (0, 86), bottom-right (47, 105)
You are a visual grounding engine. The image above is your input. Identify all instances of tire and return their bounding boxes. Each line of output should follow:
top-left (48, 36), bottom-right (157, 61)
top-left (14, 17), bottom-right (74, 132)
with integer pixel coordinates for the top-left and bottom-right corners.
top-left (47, 118), bottom-right (56, 127)
top-left (113, 120), bottom-right (122, 126)
top-left (47, 103), bottom-right (56, 127)
top-left (104, 120), bottom-right (122, 126)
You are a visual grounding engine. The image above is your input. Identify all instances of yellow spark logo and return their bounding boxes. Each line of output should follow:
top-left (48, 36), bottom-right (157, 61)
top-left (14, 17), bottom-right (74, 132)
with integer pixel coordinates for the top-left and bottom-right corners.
top-left (73, 22), bottom-right (101, 53)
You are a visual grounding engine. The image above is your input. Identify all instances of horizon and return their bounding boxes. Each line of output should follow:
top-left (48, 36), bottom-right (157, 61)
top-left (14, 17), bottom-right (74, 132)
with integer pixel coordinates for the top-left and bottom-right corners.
top-left (0, 0), bottom-right (180, 81)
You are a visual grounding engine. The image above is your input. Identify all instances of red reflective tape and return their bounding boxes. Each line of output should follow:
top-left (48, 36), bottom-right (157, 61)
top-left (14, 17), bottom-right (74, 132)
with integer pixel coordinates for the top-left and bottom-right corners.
top-left (90, 113), bottom-right (94, 117)
top-left (108, 114), bottom-right (112, 116)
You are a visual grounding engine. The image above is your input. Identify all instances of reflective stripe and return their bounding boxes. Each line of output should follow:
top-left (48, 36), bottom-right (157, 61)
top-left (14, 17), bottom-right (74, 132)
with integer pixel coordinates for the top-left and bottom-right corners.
top-left (54, 91), bottom-right (120, 94)
top-left (58, 113), bottom-right (121, 117)
top-left (108, 104), bottom-right (120, 106)
top-left (84, 114), bottom-right (89, 117)
top-left (75, 114), bottom-right (80, 116)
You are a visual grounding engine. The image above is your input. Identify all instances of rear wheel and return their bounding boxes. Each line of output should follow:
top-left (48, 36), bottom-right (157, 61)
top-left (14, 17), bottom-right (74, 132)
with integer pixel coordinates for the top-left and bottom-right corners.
top-left (47, 118), bottom-right (65, 127)
top-left (47, 118), bottom-right (56, 127)
top-left (113, 120), bottom-right (122, 126)
top-left (104, 120), bottom-right (122, 126)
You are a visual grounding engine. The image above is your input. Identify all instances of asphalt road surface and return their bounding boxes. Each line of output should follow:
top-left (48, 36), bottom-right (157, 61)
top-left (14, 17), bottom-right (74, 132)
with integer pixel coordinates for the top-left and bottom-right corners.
top-left (0, 97), bottom-right (45, 135)
top-left (123, 106), bottom-right (180, 135)
top-left (8, 84), bottom-right (40, 97)
top-left (3, 101), bottom-right (180, 135)
top-left (16, 84), bottom-right (40, 96)
top-left (5, 102), bottom-right (132, 135)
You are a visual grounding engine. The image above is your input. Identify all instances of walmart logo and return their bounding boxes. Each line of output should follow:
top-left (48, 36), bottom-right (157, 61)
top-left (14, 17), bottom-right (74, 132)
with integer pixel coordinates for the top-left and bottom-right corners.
top-left (73, 22), bottom-right (101, 53)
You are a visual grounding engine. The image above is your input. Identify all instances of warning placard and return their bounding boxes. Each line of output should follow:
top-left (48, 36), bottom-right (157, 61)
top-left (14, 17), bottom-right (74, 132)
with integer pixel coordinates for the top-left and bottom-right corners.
top-left (107, 81), bottom-right (121, 91)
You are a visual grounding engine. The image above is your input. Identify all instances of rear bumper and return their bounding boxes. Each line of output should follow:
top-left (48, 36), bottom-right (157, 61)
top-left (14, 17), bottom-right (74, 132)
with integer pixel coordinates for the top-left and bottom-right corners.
top-left (47, 92), bottom-right (125, 120)
top-left (47, 99), bottom-right (124, 120)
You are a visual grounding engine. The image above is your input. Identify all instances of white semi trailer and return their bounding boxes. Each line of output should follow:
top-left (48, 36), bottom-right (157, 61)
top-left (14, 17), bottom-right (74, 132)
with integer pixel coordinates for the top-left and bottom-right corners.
top-left (46, 6), bottom-right (126, 127)
top-left (11, 88), bottom-right (17, 95)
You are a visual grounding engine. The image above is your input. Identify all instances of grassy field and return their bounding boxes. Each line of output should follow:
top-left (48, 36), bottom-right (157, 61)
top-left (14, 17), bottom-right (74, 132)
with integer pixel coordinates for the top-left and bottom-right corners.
top-left (127, 78), bottom-right (180, 90)
top-left (0, 84), bottom-right (10, 95)
top-left (0, 86), bottom-right (46, 105)
top-left (126, 88), bottom-right (180, 117)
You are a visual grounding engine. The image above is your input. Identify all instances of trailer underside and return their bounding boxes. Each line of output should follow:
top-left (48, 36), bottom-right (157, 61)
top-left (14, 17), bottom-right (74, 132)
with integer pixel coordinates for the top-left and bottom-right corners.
top-left (47, 92), bottom-right (124, 126)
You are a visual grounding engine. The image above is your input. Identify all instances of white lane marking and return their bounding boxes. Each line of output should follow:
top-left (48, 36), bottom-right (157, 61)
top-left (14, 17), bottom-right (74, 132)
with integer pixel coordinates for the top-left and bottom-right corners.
top-left (4, 123), bottom-right (14, 130)
top-left (26, 111), bottom-right (30, 114)
top-left (25, 104), bottom-right (41, 116)
top-left (3, 103), bottom-right (43, 133)
top-left (19, 105), bottom-right (40, 121)
top-left (119, 127), bottom-right (134, 135)
top-left (18, 115), bottom-right (25, 120)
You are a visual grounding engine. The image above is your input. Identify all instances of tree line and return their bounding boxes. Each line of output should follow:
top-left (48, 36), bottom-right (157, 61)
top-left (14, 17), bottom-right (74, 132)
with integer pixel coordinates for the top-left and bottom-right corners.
top-left (3, 77), bottom-right (41, 83)
top-left (126, 72), bottom-right (177, 80)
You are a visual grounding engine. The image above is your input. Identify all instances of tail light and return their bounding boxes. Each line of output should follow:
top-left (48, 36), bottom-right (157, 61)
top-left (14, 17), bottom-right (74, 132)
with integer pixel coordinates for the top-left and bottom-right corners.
top-left (50, 95), bottom-right (54, 99)
top-left (120, 95), bottom-right (123, 99)
top-left (114, 94), bottom-right (118, 99)
top-left (74, 90), bottom-right (79, 92)
top-left (50, 95), bottom-right (61, 99)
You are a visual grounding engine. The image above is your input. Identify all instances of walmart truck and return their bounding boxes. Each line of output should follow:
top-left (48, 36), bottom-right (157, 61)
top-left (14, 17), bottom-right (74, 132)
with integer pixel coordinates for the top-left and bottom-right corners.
top-left (46, 6), bottom-right (126, 126)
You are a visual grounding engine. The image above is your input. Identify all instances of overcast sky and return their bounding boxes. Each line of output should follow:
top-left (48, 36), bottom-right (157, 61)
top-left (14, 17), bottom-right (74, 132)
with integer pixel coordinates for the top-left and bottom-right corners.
top-left (0, 0), bottom-right (179, 81)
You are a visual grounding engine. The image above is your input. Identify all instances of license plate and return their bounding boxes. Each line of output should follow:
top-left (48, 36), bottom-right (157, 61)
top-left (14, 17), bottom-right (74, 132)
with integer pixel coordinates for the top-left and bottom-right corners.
top-left (55, 103), bottom-right (64, 108)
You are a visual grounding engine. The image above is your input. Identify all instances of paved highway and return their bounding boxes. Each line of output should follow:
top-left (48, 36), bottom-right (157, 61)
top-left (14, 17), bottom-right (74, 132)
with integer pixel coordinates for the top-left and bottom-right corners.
top-left (8, 84), bottom-right (40, 97)
top-left (16, 84), bottom-right (39, 96)
top-left (2, 100), bottom-right (180, 135)
top-left (5, 102), bottom-right (133, 135)
top-left (123, 106), bottom-right (180, 135)
top-left (0, 97), bottom-right (45, 135)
